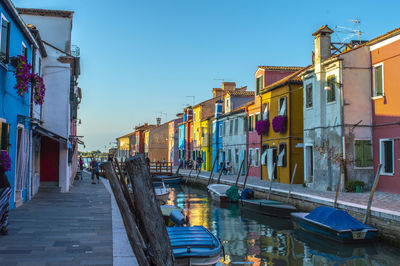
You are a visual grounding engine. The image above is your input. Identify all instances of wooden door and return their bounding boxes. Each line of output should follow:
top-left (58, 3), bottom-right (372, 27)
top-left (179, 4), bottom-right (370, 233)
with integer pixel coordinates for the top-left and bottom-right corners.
top-left (40, 136), bottom-right (59, 182)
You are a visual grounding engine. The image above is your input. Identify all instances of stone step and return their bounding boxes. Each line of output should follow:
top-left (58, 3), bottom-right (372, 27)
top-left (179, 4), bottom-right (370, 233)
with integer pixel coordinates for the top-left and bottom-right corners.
top-left (39, 182), bottom-right (61, 193)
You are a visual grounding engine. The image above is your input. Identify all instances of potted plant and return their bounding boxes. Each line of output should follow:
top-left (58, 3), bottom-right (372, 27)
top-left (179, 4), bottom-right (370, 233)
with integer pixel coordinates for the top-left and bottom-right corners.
top-left (31, 73), bottom-right (46, 105)
top-left (255, 120), bottom-right (269, 135)
top-left (272, 115), bottom-right (287, 133)
top-left (0, 151), bottom-right (11, 174)
top-left (11, 55), bottom-right (32, 97)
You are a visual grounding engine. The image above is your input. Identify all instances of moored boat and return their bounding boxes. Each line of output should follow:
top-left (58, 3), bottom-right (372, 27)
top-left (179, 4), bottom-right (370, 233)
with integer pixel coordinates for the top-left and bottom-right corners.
top-left (152, 174), bottom-right (182, 184)
top-left (152, 179), bottom-right (170, 203)
top-left (207, 184), bottom-right (231, 202)
top-left (167, 226), bottom-right (222, 266)
top-left (291, 206), bottom-right (378, 243)
top-left (240, 198), bottom-right (297, 218)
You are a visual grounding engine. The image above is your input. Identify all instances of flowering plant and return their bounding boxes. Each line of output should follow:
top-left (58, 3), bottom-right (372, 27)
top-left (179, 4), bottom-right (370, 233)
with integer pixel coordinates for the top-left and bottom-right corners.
top-left (31, 73), bottom-right (46, 105)
top-left (255, 120), bottom-right (269, 135)
top-left (11, 55), bottom-right (32, 97)
top-left (272, 115), bottom-right (287, 133)
top-left (0, 151), bottom-right (11, 172)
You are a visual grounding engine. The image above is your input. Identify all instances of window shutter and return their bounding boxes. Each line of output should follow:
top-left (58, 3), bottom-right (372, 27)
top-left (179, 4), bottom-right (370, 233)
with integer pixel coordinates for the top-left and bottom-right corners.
top-left (263, 103), bottom-right (269, 120)
top-left (5, 21), bottom-right (10, 63)
top-left (279, 97), bottom-right (286, 116)
top-left (364, 141), bottom-right (373, 166)
top-left (375, 66), bottom-right (383, 96)
top-left (355, 141), bottom-right (362, 167)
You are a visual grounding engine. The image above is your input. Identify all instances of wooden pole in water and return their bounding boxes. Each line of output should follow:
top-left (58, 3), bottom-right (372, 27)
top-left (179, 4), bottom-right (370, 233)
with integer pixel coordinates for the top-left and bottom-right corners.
top-left (267, 163), bottom-right (276, 200)
top-left (216, 167), bottom-right (224, 184)
top-left (186, 168), bottom-right (193, 184)
top-left (242, 160), bottom-right (251, 189)
top-left (208, 155), bottom-right (218, 185)
top-left (125, 155), bottom-right (175, 266)
top-left (334, 162), bottom-right (344, 208)
top-left (286, 163), bottom-right (297, 204)
top-left (235, 159), bottom-right (245, 187)
top-left (175, 160), bottom-right (182, 176)
top-left (363, 164), bottom-right (383, 224)
top-left (102, 162), bottom-right (150, 266)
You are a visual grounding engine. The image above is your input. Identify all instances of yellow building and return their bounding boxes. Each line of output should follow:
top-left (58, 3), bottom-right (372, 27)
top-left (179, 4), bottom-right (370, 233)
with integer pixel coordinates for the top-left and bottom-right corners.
top-left (259, 69), bottom-right (306, 184)
top-left (144, 129), bottom-right (150, 157)
top-left (200, 118), bottom-right (213, 171)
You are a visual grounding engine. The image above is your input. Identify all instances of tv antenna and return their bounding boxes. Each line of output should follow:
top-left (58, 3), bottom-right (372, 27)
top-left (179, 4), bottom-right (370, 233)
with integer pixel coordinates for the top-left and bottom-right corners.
top-left (186, 96), bottom-right (195, 106)
top-left (334, 19), bottom-right (363, 43)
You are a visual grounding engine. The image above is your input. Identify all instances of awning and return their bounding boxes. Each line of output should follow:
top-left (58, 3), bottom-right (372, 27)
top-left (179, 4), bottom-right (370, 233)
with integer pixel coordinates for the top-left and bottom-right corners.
top-left (32, 125), bottom-right (68, 144)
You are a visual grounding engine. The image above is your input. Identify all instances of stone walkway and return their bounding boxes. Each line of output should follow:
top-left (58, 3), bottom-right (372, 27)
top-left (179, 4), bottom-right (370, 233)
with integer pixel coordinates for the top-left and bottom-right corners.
top-left (0, 171), bottom-right (113, 266)
top-left (178, 168), bottom-right (400, 220)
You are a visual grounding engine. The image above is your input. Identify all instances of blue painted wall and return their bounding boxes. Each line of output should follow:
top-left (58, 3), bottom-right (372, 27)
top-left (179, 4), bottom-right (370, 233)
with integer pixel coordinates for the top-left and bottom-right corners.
top-left (0, 1), bottom-right (33, 209)
top-left (212, 119), bottom-right (223, 172)
top-left (178, 124), bottom-right (185, 167)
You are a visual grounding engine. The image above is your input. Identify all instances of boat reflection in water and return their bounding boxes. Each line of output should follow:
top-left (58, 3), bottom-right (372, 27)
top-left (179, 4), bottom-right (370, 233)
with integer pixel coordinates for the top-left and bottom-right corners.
top-left (165, 184), bottom-right (400, 265)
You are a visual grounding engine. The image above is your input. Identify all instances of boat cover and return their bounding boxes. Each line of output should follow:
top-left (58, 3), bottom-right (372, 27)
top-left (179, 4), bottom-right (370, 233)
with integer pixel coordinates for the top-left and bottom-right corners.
top-left (241, 188), bottom-right (254, 199)
top-left (167, 226), bottom-right (221, 258)
top-left (305, 206), bottom-right (372, 231)
top-left (226, 186), bottom-right (240, 202)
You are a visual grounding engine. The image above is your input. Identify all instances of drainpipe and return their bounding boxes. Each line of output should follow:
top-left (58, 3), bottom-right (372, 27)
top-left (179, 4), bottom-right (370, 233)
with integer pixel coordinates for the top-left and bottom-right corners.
top-left (340, 60), bottom-right (346, 190)
top-left (28, 46), bottom-right (37, 200)
top-left (288, 84), bottom-right (292, 184)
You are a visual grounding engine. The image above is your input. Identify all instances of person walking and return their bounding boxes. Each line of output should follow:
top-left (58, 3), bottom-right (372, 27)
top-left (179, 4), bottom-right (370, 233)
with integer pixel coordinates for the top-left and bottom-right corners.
top-left (79, 156), bottom-right (84, 180)
top-left (91, 158), bottom-right (100, 184)
top-left (196, 155), bottom-right (203, 174)
top-left (0, 151), bottom-right (12, 235)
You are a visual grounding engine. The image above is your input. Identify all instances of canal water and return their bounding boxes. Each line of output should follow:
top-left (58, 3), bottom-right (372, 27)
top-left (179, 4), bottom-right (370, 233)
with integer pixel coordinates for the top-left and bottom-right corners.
top-left (165, 184), bottom-right (400, 265)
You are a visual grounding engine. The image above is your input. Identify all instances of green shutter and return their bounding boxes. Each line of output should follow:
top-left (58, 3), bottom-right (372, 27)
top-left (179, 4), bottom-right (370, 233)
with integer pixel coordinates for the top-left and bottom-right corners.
top-left (375, 66), bottom-right (383, 96)
top-left (363, 141), bottom-right (373, 167)
top-left (355, 141), bottom-right (362, 167)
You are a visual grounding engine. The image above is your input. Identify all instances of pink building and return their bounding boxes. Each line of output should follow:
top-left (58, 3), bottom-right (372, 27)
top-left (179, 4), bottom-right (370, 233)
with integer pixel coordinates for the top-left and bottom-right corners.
top-left (369, 28), bottom-right (400, 193)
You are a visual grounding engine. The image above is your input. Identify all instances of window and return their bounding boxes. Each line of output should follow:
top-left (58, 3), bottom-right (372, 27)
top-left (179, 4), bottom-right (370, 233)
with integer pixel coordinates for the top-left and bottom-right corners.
top-left (225, 98), bottom-right (230, 112)
top-left (219, 124), bottom-right (222, 137)
top-left (306, 83), bottom-right (313, 108)
top-left (256, 76), bottom-right (263, 95)
top-left (22, 43), bottom-right (28, 58)
top-left (255, 113), bottom-right (261, 123)
top-left (373, 64), bottom-right (383, 97)
top-left (326, 76), bottom-right (336, 102)
top-left (223, 121), bottom-right (227, 136)
top-left (0, 122), bottom-right (10, 151)
top-left (193, 112), bottom-right (196, 121)
top-left (234, 119), bottom-right (238, 135)
top-left (279, 97), bottom-right (287, 116)
top-left (248, 115), bottom-right (254, 131)
top-left (249, 149), bottom-right (253, 166)
top-left (263, 103), bottom-right (269, 120)
top-left (229, 120), bottom-right (233, 135)
top-left (255, 148), bottom-right (260, 167)
top-left (0, 16), bottom-right (10, 64)
top-left (277, 143), bottom-right (287, 167)
top-left (261, 145), bottom-right (269, 166)
top-left (354, 140), bottom-right (372, 168)
top-left (380, 139), bottom-right (394, 175)
top-left (235, 148), bottom-right (239, 164)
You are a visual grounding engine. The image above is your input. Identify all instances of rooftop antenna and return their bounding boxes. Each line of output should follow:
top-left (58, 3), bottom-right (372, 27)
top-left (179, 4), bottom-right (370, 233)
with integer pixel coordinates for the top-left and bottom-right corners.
top-left (334, 19), bottom-right (363, 43)
top-left (186, 96), bottom-right (195, 106)
top-left (156, 112), bottom-right (167, 122)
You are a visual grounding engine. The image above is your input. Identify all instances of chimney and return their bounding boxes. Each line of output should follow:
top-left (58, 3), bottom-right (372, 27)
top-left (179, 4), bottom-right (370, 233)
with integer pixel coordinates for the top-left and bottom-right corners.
top-left (215, 100), bottom-right (223, 118)
top-left (312, 25), bottom-right (333, 65)
top-left (156, 117), bottom-right (161, 126)
top-left (222, 82), bottom-right (236, 92)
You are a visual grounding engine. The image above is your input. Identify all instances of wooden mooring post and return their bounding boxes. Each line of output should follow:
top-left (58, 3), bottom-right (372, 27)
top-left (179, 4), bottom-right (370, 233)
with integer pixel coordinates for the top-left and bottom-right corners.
top-left (207, 155), bottom-right (218, 185)
top-left (286, 163), bottom-right (297, 204)
top-left (125, 155), bottom-right (175, 266)
top-left (102, 162), bottom-right (150, 266)
top-left (234, 159), bottom-right (245, 187)
top-left (363, 164), bottom-right (383, 224)
top-left (242, 160), bottom-right (251, 189)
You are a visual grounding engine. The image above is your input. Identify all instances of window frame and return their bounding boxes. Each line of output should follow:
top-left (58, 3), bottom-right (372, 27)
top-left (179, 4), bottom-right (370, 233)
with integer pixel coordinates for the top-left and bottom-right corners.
top-left (278, 97), bottom-right (287, 116)
top-left (256, 75), bottom-right (263, 96)
top-left (326, 75), bottom-right (336, 103)
top-left (248, 115), bottom-right (254, 132)
top-left (278, 143), bottom-right (287, 167)
top-left (21, 42), bottom-right (28, 58)
top-left (219, 123), bottom-right (223, 138)
top-left (305, 83), bottom-right (313, 109)
top-left (372, 63), bottom-right (384, 98)
top-left (0, 13), bottom-right (10, 66)
top-left (248, 148), bottom-right (253, 166)
top-left (380, 138), bottom-right (394, 175)
top-left (255, 148), bottom-right (260, 167)
top-left (354, 139), bottom-right (373, 169)
top-left (262, 102), bottom-right (269, 120)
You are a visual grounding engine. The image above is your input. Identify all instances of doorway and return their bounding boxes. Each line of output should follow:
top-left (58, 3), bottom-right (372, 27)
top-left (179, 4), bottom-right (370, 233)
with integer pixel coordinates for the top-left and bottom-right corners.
top-left (40, 136), bottom-right (59, 183)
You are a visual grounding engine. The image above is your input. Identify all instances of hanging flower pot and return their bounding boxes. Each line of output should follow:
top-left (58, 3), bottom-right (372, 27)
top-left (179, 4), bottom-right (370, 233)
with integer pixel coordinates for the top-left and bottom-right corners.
top-left (272, 115), bottom-right (287, 133)
top-left (0, 151), bottom-right (11, 172)
top-left (255, 119), bottom-right (269, 135)
top-left (11, 55), bottom-right (32, 97)
top-left (31, 73), bottom-right (46, 105)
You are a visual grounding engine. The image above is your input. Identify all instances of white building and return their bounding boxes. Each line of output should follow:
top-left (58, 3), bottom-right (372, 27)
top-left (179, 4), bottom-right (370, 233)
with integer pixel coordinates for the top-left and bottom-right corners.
top-left (18, 8), bottom-right (81, 192)
top-left (300, 25), bottom-right (373, 191)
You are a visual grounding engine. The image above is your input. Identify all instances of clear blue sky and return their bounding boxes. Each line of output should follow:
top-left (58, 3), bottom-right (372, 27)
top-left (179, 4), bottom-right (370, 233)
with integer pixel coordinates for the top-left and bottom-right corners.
top-left (14, 0), bottom-right (400, 151)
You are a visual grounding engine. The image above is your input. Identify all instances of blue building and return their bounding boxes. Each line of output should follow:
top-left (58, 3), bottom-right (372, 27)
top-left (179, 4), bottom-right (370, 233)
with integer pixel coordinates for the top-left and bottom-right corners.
top-left (0, 0), bottom-right (38, 209)
top-left (178, 121), bottom-right (185, 167)
top-left (212, 100), bottom-right (223, 172)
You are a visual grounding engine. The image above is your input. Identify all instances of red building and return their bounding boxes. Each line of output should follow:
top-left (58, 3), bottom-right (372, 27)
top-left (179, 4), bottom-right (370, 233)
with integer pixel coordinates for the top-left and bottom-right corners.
top-left (369, 28), bottom-right (400, 193)
top-left (134, 123), bottom-right (155, 155)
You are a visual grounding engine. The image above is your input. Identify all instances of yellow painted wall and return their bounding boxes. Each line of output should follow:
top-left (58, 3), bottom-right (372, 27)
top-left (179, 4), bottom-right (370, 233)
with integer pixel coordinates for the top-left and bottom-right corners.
top-left (260, 83), bottom-right (303, 184)
top-left (193, 106), bottom-right (202, 151)
top-left (144, 130), bottom-right (150, 154)
top-left (200, 119), bottom-right (212, 171)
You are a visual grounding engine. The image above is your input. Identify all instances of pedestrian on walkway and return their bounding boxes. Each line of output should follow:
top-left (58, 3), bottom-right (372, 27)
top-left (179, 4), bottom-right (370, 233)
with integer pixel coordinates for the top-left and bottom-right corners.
top-left (79, 156), bottom-right (84, 180)
top-left (0, 151), bottom-right (12, 235)
top-left (196, 155), bottom-right (203, 174)
top-left (91, 158), bottom-right (100, 184)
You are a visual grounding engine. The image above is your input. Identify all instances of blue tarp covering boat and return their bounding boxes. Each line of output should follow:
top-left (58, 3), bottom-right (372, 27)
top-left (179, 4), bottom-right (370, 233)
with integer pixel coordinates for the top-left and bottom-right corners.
top-left (305, 206), bottom-right (373, 231)
top-left (167, 226), bottom-right (222, 265)
top-left (291, 206), bottom-right (378, 243)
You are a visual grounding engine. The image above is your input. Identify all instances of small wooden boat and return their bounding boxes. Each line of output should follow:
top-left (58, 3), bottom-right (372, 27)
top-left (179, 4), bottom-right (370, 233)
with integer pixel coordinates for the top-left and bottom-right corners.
top-left (152, 175), bottom-right (182, 184)
top-left (152, 179), bottom-right (170, 203)
top-left (240, 198), bottom-right (297, 218)
top-left (291, 206), bottom-right (378, 243)
top-left (167, 226), bottom-right (222, 266)
top-left (207, 184), bottom-right (231, 202)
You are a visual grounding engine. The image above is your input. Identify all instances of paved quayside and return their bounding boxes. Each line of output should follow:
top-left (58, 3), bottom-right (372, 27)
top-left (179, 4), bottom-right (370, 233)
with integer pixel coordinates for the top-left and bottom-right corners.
top-left (0, 171), bottom-right (113, 266)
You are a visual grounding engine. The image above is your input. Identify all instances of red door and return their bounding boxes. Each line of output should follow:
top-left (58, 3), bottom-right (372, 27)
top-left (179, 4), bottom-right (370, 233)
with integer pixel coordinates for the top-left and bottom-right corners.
top-left (40, 136), bottom-right (59, 182)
